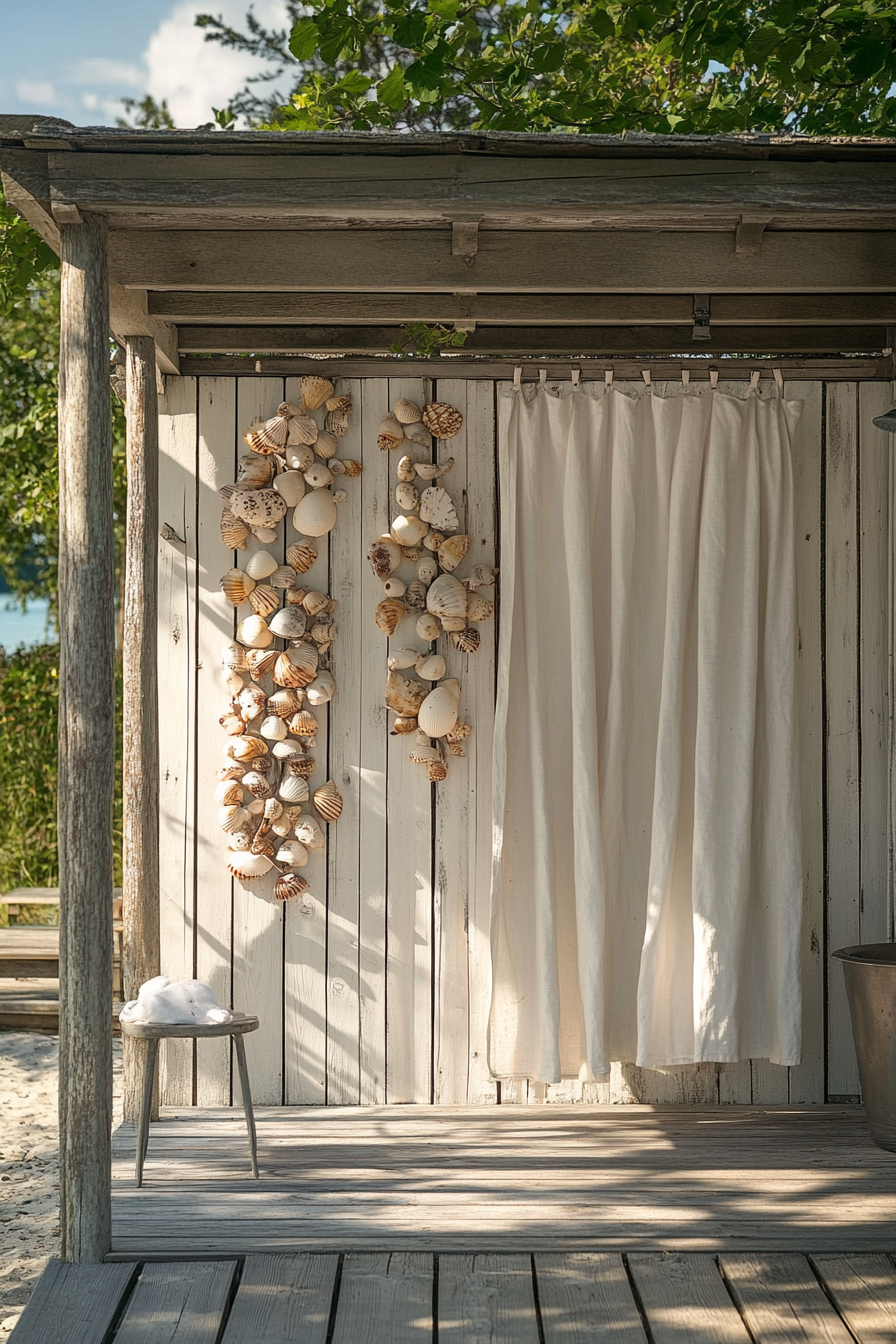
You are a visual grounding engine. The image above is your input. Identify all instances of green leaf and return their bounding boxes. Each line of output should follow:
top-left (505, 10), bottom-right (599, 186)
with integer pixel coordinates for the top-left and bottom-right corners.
top-left (393, 11), bottom-right (427, 48)
top-left (428, 0), bottom-right (461, 19)
top-left (289, 17), bottom-right (319, 60)
top-left (378, 64), bottom-right (407, 110)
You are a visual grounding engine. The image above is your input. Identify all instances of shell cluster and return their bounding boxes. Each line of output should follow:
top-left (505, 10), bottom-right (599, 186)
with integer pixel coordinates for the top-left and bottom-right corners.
top-left (217, 377), bottom-right (355, 895)
top-left (368, 397), bottom-right (494, 783)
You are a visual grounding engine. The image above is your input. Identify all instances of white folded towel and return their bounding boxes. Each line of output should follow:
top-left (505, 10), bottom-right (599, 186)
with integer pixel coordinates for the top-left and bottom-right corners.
top-left (120, 976), bottom-right (233, 1026)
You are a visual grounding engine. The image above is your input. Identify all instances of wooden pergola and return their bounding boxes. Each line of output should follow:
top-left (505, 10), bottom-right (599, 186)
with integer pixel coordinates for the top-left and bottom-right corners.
top-left (1, 117), bottom-right (895, 1265)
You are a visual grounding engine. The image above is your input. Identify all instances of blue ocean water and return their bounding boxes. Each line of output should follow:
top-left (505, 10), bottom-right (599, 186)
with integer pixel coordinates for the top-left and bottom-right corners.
top-left (0, 597), bottom-right (56, 651)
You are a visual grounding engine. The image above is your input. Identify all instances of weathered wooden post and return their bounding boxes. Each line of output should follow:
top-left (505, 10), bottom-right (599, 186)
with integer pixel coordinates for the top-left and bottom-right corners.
top-left (57, 212), bottom-right (115, 1262)
top-left (122, 336), bottom-right (161, 1122)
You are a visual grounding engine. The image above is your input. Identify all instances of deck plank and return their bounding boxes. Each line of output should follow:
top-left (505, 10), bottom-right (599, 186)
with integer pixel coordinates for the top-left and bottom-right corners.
top-left (9, 1260), bottom-right (137, 1344)
top-left (113, 1261), bottom-right (237, 1343)
top-left (438, 1253), bottom-right (539, 1343)
top-left (628, 1253), bottom-right (751, 1344)
top-left (330, 1252), bottom-right (433, 1343)
top-left (220, 1253), bottom-right (338, 1344)
top-left (721, 1254), bottom-right (854, 1342)
top-left (810, 1255), bottom-right (896, 1344)
top-left (535, 1252), bottom-right (647, 1342)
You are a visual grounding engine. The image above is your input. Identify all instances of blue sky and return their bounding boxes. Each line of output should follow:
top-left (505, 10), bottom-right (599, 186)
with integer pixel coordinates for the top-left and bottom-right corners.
top-left (0, 1), bottom-right (291, 127)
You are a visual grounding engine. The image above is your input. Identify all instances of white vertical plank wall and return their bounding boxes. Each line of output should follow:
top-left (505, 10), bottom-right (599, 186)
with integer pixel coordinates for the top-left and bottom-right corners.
top-left (158, 373), bottom-right (890, 1108)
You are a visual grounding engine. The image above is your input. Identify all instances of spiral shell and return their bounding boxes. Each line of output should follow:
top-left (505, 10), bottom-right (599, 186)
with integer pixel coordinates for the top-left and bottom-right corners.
top-left (422, 402), bottom-right (463, 439)
top-left (221, 508), bottom-right (250, 551)
top-left (368, 536), bottom-right (402, 581)
top-left (248, 583), bottom-right (280, 619)
top-left (299, 375), bottom-right (335, 412)
top-left (273, 644), bottom-right (319, 689)
top-left (306, 670), bottom-right (336, 706)
top-left (277, 839), bottom-right (309, 868)
top-left (293, 489), bottom-right (337, 537)
top-left (451, 627), bottom-right (481, 654)
top-left (375, 598), bottom-right (407, 636)
top-left (279, 773), bottom-right (310, 805)
top-left (245, 647), bottom-right (280, 679)
top-left (313, 779), bottom-right (343, 824)
top-left (438, 534), bottom-right (470, 573)
top-left (275, 872), bottom-right (310, 901)
top-left (294, 815), bottom-right (326, 851)
top-left (237, 615), bottom-right (273, 649)
top-left (269, 606), bottom-right (308, 640)
top-left (227, 850), bottom-right (274, 880)
top-left (286, 540), bottom-right (318, 574)
top-left (244, 550), bottom-right (280, 581)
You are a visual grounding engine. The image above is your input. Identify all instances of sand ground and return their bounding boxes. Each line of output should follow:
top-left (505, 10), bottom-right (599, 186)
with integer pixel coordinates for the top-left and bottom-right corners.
top-left (0, 1029), bottom-right (123, 1339)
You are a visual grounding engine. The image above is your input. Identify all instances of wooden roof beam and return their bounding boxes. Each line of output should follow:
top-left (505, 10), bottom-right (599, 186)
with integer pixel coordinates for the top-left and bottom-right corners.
top-left (112, 229), bottom-right (896, 294)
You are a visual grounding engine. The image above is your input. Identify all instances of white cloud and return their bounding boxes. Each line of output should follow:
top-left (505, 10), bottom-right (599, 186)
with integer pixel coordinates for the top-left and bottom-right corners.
top-left (82, 92), bottom-right (99, 110)
top-left (143, 0), bottom-right (290, 127)
top-left (16, 79), bottom-right (55, 106)
top-left (69, 58), bottom-right (145, 88)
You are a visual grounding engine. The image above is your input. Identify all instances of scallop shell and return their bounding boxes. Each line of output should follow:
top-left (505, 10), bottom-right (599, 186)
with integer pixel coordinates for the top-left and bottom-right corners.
top-left (248, 584), bottom-right (280, 619)
top-left (426, 573), bottom-right (467, 624)
top-left (244, 550), bottom-right (280, 581)
top-left (217, 483), bottom-right (238, 505)
top-left (285, 443), bottom-right (315, 473)
top-left (415, 653), bottom-right (446, 681)
top-left (404, 580), bottom-right (427, 610)
top-left (428, 760), bottom-right (448, 782)
top-left (242, 770), bottom-right (273, 800)
top-left (302, 590), bottom-right (330, 617)
top-left (464, 564), bottom-right (497, 590)
top-left (418, 682), bottom-right (461, 738)
top-left (219, 805), bottom-right (250, 833)
top-left (368, 537), bottom-right (402, 581)
top-left (272, 738), bottom-right (305, 761)
top-left (419, 487), bottom-right (459, 533)
top-left (220, 568), bottom-right (256, 606)
top-left (245, 646), bottom-right (280, 679)
top-left (314, 431), bottom-right (339, 460)
top-left (313, 780), bottom-right (343, 823)
top-left (275, 872), bottom-right (310, 901)
top-left (304, 462), bottom-right (333, 489)
top-left (277, 839), bottom-right (309, 868)
top-left (238, 454), bottom-right (274, 487)
top-left (423, 531), bottom-right (444, 552)
top-left (451, 627), bottom-right (481, 653)
top-left (385, 670), bottom-right (428, 717)
top-left (324, 406), bottom-right (351, 438)
top-left (222, 641), bottom-right (249, 671)
top-left (377, 415), bottom-right (405, 453)
top-left (438, 534), bottom-right (470, 573)
top-left (342, 460), bottom-right (363, 477)
top-left (416, 612), bottom-right (441, 642)
top-left (422, 402), bottom-right (463, 439)
top-left (287, 414), bottom-right (319, 447)
top-left (269, 607), bottom-right (308, 640)
top-left (237, 615), bottom-right (274, 649)
top-left (382, 577), bottom-right (406, 599)
top-left (397, 454), bottom-right (418, 482)
top-left (394, 398), bottom-right (422, 424)
top-left (269, 565), bottom-right (298, 591)
top-left (227, 850), bottom-right (274, 880)
top-left (214, 779), bottom-right (245, 806)
top-left (249, 754), bottom-right (274, 776)
top-left (288, 755), bottom-right (317, 780)
top-left (299, 375), bottom-right (335, 412)
top-left (294, 815), bottom-right (326, 851)
top-left (244, 411), bottom-right (290, 455)
top-left (230, 487), bottom-right (288, 527)
top-left (274, 471), bottom-right (306, 507)
top-left (306, 670), bottom-right (336, 706)
top-left (279, 773), bottom-right (310, 804)
top-left (390, 716), bottom-right (418, 735)
top-left (267, 688), bottom-right (304, 718)
top-left (221, 509), bottom-right (250, 551)
top-left (289, 709), bottom-right (319, 738)
top-left (219, 711), bottom-right (245, 736)
top-left (416, 556), bottom-right (438, 586)
top-left (326, 395), bottom-right (352, 412)
top-left (286, 540), bottom-right (318, 574)
top-left (395, 482), bottom-right (419, 512)
top-left (260, 714), bottom-right (288, 742)
top-left (293, 489), bottom-right (337, 537)
top-left (390, 515), bottom-right (429, 547)
top-left (228, 734), bottom-right (267, 762)
top-left (375, 598), bottom-right (407, 636)
top-left (466, 594), bottom-right (495, 622)
top-left (273, 644), bottom-right (319, 688)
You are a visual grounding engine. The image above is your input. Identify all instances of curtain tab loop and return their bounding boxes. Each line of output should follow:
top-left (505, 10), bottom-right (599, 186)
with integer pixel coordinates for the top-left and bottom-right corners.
top-left (571, 367), bottom-right (581, 389)
top-left (605, 369), bottom-right (614, 389)
top-left (681, 369), bottom-right (690, 387)
top-left (773, 368), bottom-right (784, 397)
top-left (641, 369), bottom-right (652, 389)
top-left (709, 368), bottom-right (719, 390)
top-left (539, 368), bottom-right (547, 387)
top-left (750, 370), bottom-right (761, 393)
top-left (513, 366), bottom-right (522, 390)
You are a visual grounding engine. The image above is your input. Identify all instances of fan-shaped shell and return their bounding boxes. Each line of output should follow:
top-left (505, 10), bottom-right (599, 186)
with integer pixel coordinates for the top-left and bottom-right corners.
top-left (269, 565), bottom-right (297, 591)
top-left (277, 839), bottom-right (309, 867)
top-left (438, 534), bottom-right (470, 573)
top-left (260, 715), bottom-right (287, 742)
top-left (451, 627), bottom-right (481, 653)
top-left (418, 682), bottom-right (461, 738)
top-left (466, 594), bottom-right (495, 622)
top-left (220, 508), bottom-right (250, 551)
top-left (415, 653), bottom-right (446, 682)
top-left (248, 584), bottom-right (280, 619)
top-left (416, 612), bottom-right (441, 642)
top-left (286, 540), bottom-right (318, 574)
top-left (426, 573), bottom-right (467, 623)
top-left (390, 514), bottom-right (429, 547)
top-left (422, 401), bottom-right (463, 439)
top-left (238, 454), bottom-right (274, 487)
top-left (368, 536), bottom-right (402, 581)
top-left (301, 590), bottom-right (329, 617)
top-left (228, 734), bottom-right (267, 762)
top-left (273, 471), bottom-right (306, 507)
top-left (220, 568), bottom-right (256, 605)
top-left (219, 805), bottom-right (250, 833)
top-left (214, 779), bottom-right (245, 806)
top-left (395, 482), bottom-right (419, 512)
top-left (382, 577), bottom-right (406, 599)
top-left (293, 489), bottom-right (337, 538)
top-left (375, 598), bottom-right (406, 637)
top-left (394, 398), bottom-right (422, 424)
top-left (385, 670), bottom-right (428, 717)
top-left (237, 615), bottom-right (273, 649)
top-left (227, 850), bottom-right (274, 880)
top-left (275, 872), bottom-right (310, 901)
top-left (272, 738), bottom-right (304, 761)
top-left (428, 760), bottom-right (448, 782)
top-left (230, 487), bottom-right (288, 527)
top-left (419, 487), bottom-right (459, 533)
top-left (244, 550), bottom-right (279, 581)
top-left (249, 754), bottom-right (274, 776)
top-left (221, 641), bottom-right (248, 671)
top-left (299, 375), bottom-right (335, 412)
top-left (287, 414), bottom-right (319, 447)
top-left (306, 670), bottom-right (336, 706)
top-left (304, 461), bottom-right (333, 489)
top-left (246, 646), bottom-right (280, 679)
top-left (267, 688), bottom-right (304, 718)
top-left (397, 454), bottom-right (418, 482)
top-left (273, 644), bottom-right (319, 689)
top-left (289, 709), bottom-right (319, 738)
top-left (404, 580), bottom-right (427, 610)
top-left (294, 815), bottom-right (326, 851)
top-left (279, 773), bottom-right (310, 804)
top-left (285, 443), bottom-right (314, 473)
top-left (313, 779), bottom-right (343, 823)
top-left (314, 431), bottom-right (339, 460)
top-left (390, 716), bottom-right (418, 735)
top-left (244, 411), bottom-right (290, 455)
top-left (269, 607), bottom-right (308, 640)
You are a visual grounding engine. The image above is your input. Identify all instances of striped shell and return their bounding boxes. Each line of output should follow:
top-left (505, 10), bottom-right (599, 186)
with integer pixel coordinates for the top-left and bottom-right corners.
top-left (244, 550), bottom-right (280, 580)
top-left (313, 779), bottom-right (343, 824)
top-left (270, 565), bottom-right (298, 591)
top-left (248, 583), bottom-right (280, 619)
top-left (298, 376), bottom-right (334, 412)
top-left (275, 872), bottom-right (310, 901)
top-left (451, 627), bottom-right (481, 654)
top-left (421, 402), bottom-right (463, 439)
top-left (419, 487), bottom-right (459, 533)
top-left (214, 779), bottom-right (244, 806)
top-left (219, 805), bottom-right (250, 833)
top-left (287, 540), bottom-right (318, 574)
top-left (289, 709), bottom-right (319, 738)
top-left (375, 598), bottom-right (407, 636)
top-left (278, 773), bottom-right (310, 805)
top-left (273, 643), bottom-right (319, 689)
top-left (426, 574), bottom-right (467, 624)
top-left (273, 471), bottom-right (306, 507)
top-left (267, 688), bottom-right (304, 718)
top-left (227, 735), bottom-right (267, 762)
top-left (244, 411), bottom-right (290, 455)
top-left (245, 647), bottom-right (280, 679)
top-left (418, 680), bottom-right (461, 738)
top-left (220, 568), bottom-right (256, 606)
top-left (227, 850), bottom-right (274, 880)
top-left (242, 770), bottom-right (273, 800)
top-left (288, 755), bottom-right (316, 780)
top-left (260, 715), bottom-right (287, 742)
top-left (314, 431), bottom-right (339, 460)
top-left (220, 509), bottom-right (250, 551)
top-left (438, 534), bottom-right (470, 573)
top-left (394, 398), bottom-right (422, 424)
top-left (286, 413), bottom-right (319, 447)
top-left (324, 405), bottom-right (351, 438)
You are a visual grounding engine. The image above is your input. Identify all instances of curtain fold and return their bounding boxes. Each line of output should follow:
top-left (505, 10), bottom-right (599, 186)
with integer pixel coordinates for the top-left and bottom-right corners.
top-left (489, 383), bottom-right (803, 1081)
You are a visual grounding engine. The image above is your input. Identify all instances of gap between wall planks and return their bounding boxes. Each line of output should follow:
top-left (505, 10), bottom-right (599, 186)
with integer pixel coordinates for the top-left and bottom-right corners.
top-left (159, 375), bottom-right (887, 1108)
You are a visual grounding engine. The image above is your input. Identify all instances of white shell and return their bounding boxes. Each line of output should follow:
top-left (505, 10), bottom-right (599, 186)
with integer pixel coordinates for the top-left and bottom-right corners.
top-left (304, 462), bottom-right (333, 489)
top-left (273, 738), bottom-right (305, 760)
top-left (260, 715), bottom-right (288, 741)
top-left (438, 534), bottom-right (470, 572)
top-left (244, 550), bottom-right (280, 580)
top-left (426, 573), bottom-right (467, 623)
top-left (415, 653), bottom-right (446, 681)
top-left (218, 804), bottom-right (249, 833)
top-left (293, 489), bottom-right (337, 537)
top-left (419, 486), bottom-right (459, 532)
top-left (397, 454), bottom-right (418, 482)
top-left (306, 670), bottom-right (336, 705)
top-left (227, 850), bottom-right (274, 880)
top-left (279, 773), bottom-right (310, 804)
top-left (417, 556), bottom-right (438, 585)
top-left (285, 443), bottom-right (315, 473)
top-left (390, 514), bottom-right (429, 547)
top-left (387, 648), bottom-right (421, 671)
top-left (368, 536), bottom-right (402, 580)
top-left (416, 612), bottom-right (441, 642)
top-left (269, 607), bottom-right (308, 640)
top-left (274, 471), bottom-right (306, 506)
top-left (277, 839), bottom-right (309, 867)
top-left (379, 414), bottom-right (405, 443)
top-left (418, 680), bottom-right (461, 738)
top-left (270, 565), bottom-right (298, 591)
top-left (253, 527), bottom-right (279, 544)
top-left (382, 577), bottom-right (406, 599)
top-left (395, 482), bottom-right (419, 512)
top-left (394, 399), bottom-right (422, 424)
top-left (294, 815), bottom-right (326, 851)
top-left (236, 615), bottom-right (273, 649)
top-left (414, 456), bottom-right (453, 479)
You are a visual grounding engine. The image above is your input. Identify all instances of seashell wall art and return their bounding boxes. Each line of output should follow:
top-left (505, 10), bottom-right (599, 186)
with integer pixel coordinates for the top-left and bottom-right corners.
top-left (216, 377), bottom-right (355, 899)
top-left (367, 396), bottom-right (495, 782)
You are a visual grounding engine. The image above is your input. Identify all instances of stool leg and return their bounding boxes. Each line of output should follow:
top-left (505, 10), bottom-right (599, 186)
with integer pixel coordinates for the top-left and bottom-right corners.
top-left (234, 1034), bottom-right (259, 1178)
top-left (135, 1038), bottom-right (159, 1188)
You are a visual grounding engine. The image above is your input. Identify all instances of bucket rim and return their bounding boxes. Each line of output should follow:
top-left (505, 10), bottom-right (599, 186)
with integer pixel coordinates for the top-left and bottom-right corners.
top-left (832, 942), bottom-right (896, 966)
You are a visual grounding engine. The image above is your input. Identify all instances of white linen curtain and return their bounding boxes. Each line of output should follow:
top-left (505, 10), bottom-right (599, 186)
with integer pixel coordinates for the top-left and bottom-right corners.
top-left (489, 381), bottom-right (803, 1082)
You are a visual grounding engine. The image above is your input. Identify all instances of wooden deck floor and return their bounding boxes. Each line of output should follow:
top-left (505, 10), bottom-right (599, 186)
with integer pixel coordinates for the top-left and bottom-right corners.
top-left (13, 1250), bottom-right (896, 1342)
top-left (110, 1105), bottom-right (896, 1258)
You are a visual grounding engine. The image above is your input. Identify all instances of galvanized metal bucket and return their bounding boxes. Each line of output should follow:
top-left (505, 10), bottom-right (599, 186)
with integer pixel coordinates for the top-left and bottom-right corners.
top-left (833, 943), bottom-right (896, 1152)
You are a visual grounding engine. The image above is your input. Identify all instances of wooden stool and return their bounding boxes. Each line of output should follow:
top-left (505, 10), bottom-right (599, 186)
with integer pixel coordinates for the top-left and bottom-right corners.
top-left (119, 1012), bottom-right (260, 1186)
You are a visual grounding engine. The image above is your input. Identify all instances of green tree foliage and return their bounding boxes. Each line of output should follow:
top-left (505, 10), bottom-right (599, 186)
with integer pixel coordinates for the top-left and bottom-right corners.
top-left (199, 0), bottom-right (896, 135)
top-left (117, 95), bottom-right (177, 129)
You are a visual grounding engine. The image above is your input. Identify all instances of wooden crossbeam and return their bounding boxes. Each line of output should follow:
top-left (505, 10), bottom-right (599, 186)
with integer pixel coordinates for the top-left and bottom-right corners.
top-left (112, 229), bottom-right (896, 294)
top-left (176, 323), bottom-right (888, 355)
top-left (150, 291), bottom-right (896, 326)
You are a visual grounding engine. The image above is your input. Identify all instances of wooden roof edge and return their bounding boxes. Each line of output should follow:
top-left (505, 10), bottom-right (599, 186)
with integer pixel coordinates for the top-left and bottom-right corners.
top-left (3, 118), bottom-right (896, 160)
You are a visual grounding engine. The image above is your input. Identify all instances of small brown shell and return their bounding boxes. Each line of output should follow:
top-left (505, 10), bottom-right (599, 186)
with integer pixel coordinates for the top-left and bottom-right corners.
top-left (221, 508), bottom-right (250, 551)
top-left (451, 627), bottom-right (481, 653)
top-left (313, 779), bottom-right (343, 823)
top-left (428, 760), bottom-right (448, 782)
top-left (243, 770), bottom-right (274, 800)
top-left (342, 460), bottom-right (363, 477)
top-left (287, 540), bottom-right (318, 574)
top-left (438, 534), bottom-right (470, 573)
top-left (289, 755), bottom-right (317, 780)
top-left (270, 565), bottom-right (298, 590)
top-left (250, 832), bottom-right (276, 859)
top-left (275, 872), bottom-right (311, 902)
top-left (421, 402), bottom-right (463, 439)
top-left (302, 590), bottom-right (330, 618)
top-left (248, 583), bottom-right (280, 619)
top-left (244, 411), bottom-right (290, 455)
top-left (397, 454), bottom-right (418, 482)
top-left (390, 716), bottom-right (418, 735)
top-left (404, 580), bottom-right (427, 610)
top-left (375, 598), bottom-right (407, 636)
top-left (250, 754), bottom-right (274, 775)
top-left (219, 711), bottom-right (245, 737)
top-left (368, 537), bottom-right (402, 581)
top-left (299, 375), bottom-right (335, 412)
top-left (326, 395), bottom-right (352, 412)
top-left (289, 709), bottom-right (319, 739)
top-left (325, 406), bottom-right (351, 438)
top-left (267, 688), bottom-right (304, 718)
top-left (314, 431), bottom-right (340, 460)
top-left (466, 593), bottom-right (495, 622)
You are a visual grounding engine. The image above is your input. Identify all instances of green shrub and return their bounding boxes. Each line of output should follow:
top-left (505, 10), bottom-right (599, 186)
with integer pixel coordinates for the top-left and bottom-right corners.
top-left (0, 643), bottom-right (122, 897)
